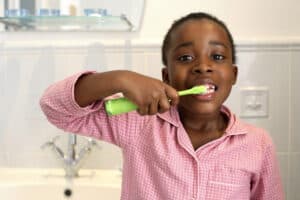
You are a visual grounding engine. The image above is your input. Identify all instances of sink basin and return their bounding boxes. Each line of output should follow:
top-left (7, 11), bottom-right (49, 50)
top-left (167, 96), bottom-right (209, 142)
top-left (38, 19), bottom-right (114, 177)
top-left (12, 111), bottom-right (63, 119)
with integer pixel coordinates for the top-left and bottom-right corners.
top-left (0, 168), bottom-right (122, 200)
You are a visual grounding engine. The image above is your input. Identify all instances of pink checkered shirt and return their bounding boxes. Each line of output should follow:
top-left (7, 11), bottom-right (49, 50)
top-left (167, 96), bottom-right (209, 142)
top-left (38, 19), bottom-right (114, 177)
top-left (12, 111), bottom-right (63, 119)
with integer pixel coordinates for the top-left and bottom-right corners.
top-left (40, 72), bottom-right (284, 200)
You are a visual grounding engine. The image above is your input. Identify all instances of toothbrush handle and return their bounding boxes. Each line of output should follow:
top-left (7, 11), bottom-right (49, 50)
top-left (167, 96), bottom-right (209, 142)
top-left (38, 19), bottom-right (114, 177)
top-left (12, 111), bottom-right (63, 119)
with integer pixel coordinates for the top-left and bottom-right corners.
top-left (105, 86), bottom-right (207, 116)
top-left (105, 97), bottom-right (138, 116)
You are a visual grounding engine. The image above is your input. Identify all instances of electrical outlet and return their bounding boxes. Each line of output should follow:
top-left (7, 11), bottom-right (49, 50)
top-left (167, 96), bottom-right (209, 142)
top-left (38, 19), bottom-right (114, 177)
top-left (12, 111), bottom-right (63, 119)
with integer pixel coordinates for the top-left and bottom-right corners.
top-left (240, 87), bottom-right (269, 118)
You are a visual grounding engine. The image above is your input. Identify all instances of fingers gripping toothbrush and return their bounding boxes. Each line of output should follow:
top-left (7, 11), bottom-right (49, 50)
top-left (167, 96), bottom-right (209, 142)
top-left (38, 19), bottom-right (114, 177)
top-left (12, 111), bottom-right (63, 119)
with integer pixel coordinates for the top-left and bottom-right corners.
top-left (105, 85), bottom-right (208, 116)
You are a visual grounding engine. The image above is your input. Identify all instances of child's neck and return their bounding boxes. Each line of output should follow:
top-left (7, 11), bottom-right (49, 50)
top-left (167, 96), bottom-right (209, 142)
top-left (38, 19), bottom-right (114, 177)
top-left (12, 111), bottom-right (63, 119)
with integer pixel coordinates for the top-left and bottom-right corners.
top-left (179, 111), bottom-right (228, 150)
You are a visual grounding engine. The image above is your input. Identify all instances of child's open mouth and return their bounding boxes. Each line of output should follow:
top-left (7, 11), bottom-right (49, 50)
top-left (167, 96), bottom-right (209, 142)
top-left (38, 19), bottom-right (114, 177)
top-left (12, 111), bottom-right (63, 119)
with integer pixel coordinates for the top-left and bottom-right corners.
top-left (203, 84), bottom-right (217, 95)
top-left (194, 84), bottom-right (217, 100)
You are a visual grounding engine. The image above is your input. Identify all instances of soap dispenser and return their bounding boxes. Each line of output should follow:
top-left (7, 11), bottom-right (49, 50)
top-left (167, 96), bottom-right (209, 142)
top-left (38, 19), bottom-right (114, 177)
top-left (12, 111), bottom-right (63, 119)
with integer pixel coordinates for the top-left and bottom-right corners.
top-left (60, 0), bottom-right (81, 16)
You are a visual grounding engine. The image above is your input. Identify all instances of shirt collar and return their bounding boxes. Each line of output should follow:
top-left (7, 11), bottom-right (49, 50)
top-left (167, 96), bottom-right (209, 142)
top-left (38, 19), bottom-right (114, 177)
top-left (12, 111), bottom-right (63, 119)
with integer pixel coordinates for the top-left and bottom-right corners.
top-left (157, 106), bottom-right (180, 127)
top-left (221, 105), bottom-right (248, 136)
top-left (157, 105), bottom-right (248, 136)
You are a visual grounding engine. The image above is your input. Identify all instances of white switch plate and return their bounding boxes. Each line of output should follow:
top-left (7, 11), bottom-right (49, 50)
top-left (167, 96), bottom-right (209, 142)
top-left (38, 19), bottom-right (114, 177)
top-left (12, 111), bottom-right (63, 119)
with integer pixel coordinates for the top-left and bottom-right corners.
top-left (240, 87), bottom-right (269, 118)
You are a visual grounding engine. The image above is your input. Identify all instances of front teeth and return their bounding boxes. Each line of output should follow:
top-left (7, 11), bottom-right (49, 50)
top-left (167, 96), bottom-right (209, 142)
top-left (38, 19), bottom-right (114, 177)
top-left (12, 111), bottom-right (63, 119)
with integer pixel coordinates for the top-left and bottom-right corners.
top-left (203, 84), bottom-right (217, 94)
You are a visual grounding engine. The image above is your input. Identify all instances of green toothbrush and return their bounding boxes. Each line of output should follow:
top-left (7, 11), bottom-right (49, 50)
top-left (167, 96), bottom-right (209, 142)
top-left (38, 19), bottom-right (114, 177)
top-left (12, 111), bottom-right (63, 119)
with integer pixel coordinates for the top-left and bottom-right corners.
top-left (105, 85), bottom-right (207, 116)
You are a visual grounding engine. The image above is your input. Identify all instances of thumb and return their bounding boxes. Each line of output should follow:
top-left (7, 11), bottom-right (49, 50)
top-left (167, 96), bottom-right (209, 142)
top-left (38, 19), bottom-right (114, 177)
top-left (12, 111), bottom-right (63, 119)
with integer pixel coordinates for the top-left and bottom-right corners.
top-left (164, 84), bottom-right (179, 106)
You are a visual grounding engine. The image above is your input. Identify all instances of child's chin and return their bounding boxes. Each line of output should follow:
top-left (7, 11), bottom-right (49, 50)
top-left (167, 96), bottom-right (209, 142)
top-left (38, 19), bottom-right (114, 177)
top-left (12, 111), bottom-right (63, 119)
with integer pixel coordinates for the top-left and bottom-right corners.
top-left (186, 106), bottom-right (218, 115)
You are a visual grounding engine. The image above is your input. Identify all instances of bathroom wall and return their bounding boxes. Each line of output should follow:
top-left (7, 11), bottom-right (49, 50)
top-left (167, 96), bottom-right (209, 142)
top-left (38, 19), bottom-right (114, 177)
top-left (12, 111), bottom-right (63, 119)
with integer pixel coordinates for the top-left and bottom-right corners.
top-left (140, 0), bottom-right (300, 40)
top-left (0, 0), bottom-right (300, 199)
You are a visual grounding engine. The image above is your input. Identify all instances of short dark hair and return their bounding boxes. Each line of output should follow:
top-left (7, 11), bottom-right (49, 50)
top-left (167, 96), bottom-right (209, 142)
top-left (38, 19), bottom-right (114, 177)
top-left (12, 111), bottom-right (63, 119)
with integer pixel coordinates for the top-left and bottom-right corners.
top-left (162, 12), bottom-right (236, 65)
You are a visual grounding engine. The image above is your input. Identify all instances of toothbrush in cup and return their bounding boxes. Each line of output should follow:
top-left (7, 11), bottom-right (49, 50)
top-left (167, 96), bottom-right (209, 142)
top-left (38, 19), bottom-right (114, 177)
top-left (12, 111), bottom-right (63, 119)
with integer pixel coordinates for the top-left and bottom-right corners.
top-left (105, 85), bottom-right (208, 116)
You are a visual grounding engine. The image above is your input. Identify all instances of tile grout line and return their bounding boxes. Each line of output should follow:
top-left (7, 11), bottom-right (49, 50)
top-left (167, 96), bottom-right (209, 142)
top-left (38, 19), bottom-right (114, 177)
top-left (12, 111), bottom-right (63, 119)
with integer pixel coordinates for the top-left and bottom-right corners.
top-left (286, 44), bottom-right (292, 200)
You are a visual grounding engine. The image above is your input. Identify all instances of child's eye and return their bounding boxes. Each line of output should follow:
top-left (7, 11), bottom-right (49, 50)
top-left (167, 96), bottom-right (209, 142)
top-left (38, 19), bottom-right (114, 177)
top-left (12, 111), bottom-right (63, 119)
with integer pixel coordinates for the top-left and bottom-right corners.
top-left (177, 55), bottom-right (194, 62)
top-left (212, 54), bottom-right (225, 61)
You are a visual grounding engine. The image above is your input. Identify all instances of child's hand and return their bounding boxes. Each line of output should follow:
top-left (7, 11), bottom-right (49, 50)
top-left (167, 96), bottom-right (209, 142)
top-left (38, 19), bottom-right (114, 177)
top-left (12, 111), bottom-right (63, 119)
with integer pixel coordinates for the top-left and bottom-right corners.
top-left (119, 71), bottom-right (179, 115)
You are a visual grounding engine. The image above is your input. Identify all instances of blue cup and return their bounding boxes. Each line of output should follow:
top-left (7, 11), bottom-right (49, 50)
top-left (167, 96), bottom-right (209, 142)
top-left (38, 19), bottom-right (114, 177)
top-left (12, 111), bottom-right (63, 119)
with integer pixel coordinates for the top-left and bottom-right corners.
top-left (84, 8), bottom-right (98, 16)
top-left (37, 8), bottom-right (50, 16)
top-left (5, 9), bottom-right (30, 17)
top-left (50, 9), bottom-right (60, 16)
top-left (98, 9), bottom-right (108, 16)
top-left (37, 9), bottom-right (60, 16)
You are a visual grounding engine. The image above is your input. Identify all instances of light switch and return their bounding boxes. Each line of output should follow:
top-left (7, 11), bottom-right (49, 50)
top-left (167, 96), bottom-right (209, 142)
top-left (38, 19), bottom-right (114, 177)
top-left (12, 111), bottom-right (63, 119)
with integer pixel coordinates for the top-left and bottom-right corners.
top-left (240, 87), bottom-right (269, 118)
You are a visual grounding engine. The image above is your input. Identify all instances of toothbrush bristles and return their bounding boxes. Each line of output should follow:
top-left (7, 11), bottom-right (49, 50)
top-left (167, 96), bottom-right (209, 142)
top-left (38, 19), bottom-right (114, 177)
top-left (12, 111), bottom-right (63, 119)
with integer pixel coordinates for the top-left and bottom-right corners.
top-left (191, 85), bottom-right (207, 94)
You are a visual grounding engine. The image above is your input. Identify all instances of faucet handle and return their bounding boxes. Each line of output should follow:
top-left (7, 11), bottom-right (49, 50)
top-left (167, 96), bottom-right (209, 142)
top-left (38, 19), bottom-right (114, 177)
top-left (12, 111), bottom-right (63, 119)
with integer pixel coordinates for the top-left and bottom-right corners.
top-left (41, 135), bottom-right (65, 158)
top-left (75, 138), bottom-right (100, 165)
top-left (40, 141), bottom-right (52, 149)
top-left (41, 135), bottom-right (60, 149)
top-left (51, 135), bottom-right (61, 143)
top-left (87, 138), bottom-right (102, 150)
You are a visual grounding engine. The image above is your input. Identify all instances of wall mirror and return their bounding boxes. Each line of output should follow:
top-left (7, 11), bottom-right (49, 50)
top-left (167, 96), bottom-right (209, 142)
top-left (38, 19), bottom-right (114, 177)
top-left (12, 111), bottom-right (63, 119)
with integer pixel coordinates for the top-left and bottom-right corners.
top-left (0, 0), bottom-right (145, 31)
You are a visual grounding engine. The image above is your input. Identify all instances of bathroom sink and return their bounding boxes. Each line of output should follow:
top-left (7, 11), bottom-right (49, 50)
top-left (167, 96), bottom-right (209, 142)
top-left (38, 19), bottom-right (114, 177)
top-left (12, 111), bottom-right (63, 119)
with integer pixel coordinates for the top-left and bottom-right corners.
top-left (0, 168), bottom-right (122, 200)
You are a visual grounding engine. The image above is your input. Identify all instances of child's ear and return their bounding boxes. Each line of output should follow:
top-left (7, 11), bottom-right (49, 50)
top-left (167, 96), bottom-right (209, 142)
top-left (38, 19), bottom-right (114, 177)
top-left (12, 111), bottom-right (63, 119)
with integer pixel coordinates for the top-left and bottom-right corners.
top-left (162, 67), bottom-right (170, 84)
top-left (232, 65), bottom-right (238, 85)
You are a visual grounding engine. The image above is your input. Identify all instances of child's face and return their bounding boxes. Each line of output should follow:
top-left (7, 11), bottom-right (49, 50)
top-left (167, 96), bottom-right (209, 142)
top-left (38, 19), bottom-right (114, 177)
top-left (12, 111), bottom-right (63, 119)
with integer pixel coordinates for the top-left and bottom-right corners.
top-left (162, 19), bottom-right (237, 116)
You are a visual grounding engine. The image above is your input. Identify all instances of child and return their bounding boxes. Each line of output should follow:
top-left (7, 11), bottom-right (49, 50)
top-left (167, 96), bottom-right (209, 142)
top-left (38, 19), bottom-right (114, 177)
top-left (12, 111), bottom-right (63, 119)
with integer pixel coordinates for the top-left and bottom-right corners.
top-left (40, 12), bottom-right (284, 200)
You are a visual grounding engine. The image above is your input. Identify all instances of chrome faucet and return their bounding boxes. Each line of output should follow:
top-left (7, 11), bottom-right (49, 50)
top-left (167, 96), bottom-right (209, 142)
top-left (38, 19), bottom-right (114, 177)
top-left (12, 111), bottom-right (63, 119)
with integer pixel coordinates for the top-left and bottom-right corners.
top-left (41, 134), bottom-right (100, 178)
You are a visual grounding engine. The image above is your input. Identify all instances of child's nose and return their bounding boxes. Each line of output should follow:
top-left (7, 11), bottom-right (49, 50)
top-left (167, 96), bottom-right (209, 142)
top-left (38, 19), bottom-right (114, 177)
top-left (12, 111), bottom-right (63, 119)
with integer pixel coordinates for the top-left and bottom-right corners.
top-left (192, 63), bottom-right (213, 74)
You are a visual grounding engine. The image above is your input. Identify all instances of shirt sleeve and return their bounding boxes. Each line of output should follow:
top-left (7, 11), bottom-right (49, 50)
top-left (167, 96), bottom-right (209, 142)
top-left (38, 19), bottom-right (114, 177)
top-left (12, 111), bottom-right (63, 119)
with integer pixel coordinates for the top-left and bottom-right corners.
top-left (250, 133), bottom-right (285, 200)
top-left (39, 71), bottom-right (147, 149)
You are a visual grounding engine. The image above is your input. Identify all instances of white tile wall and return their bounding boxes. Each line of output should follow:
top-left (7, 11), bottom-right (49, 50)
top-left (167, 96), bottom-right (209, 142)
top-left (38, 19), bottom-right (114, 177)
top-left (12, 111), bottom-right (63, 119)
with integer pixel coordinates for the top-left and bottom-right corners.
top-left (278, 153), bottom-right (289, 198)
top-left (289, 51), bottom-right (300, 200)
top-left (0, 42), bottom-right (299, 199)
top-left (232, 50), bottom-right (290, 152)
top-left (288, 153), bottom-right (300, 200)
top-left (291, 51), bottom-right (300, 153)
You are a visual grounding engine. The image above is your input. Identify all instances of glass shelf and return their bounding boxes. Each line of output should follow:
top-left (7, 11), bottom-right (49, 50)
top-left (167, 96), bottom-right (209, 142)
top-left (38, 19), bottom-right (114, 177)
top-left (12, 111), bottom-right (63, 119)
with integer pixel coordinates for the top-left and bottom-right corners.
top-left (0, 15), bottom-right (133, 31)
